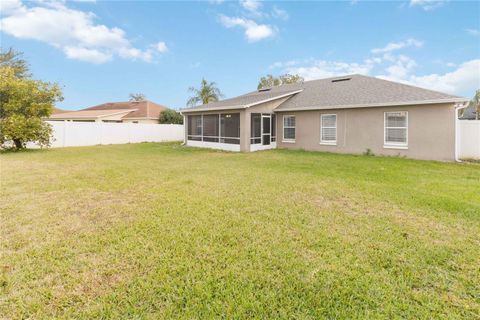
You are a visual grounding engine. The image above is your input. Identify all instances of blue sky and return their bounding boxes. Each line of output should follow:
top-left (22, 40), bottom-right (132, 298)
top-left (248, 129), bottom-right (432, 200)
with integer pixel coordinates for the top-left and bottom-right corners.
top-left (1, 0), bottom-right (479, 110)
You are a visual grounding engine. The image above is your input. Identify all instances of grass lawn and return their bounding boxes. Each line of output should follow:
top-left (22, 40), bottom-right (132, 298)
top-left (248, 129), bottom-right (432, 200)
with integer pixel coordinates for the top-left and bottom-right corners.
top-left (1, 142), bottom-right (479, 319)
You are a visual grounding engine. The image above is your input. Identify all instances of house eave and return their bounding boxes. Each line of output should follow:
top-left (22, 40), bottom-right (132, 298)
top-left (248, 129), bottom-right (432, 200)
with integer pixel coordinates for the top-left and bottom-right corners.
top-left (274, 98), bottom-right (469, 112)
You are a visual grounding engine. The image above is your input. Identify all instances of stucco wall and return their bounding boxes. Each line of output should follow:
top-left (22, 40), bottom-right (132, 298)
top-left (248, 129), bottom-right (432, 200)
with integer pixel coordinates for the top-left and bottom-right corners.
top-left (276, 103), bottom-right (456, 161)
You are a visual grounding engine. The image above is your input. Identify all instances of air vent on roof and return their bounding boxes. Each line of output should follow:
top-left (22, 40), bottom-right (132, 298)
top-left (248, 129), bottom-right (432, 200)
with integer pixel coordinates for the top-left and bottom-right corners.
top-left (331, 77), bottom-right (351, 83)
top-left (258, 87), bottom-right (272, 92)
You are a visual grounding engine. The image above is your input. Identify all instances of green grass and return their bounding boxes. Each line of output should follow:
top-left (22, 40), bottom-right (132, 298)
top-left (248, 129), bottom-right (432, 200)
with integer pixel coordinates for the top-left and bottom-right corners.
top-left (1, 142), bottom-right (479, 319)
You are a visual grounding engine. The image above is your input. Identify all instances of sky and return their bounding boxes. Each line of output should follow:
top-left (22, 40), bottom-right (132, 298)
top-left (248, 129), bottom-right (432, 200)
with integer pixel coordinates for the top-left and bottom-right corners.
top-left (0, 0), bottom-right (479, 110)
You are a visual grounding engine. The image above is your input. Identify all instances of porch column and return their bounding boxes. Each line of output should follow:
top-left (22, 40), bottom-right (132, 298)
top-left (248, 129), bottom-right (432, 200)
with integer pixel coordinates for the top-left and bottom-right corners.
top-left (240, 110), bottom-right (251, 152)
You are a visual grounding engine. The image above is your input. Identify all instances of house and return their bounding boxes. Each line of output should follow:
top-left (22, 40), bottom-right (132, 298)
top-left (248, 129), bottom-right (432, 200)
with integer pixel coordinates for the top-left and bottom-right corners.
top-left (49, 100), bottom-right (168, 124)
top-left (52, 107), bottom-right (68, 114)
top-left (180, 74), bottom-right (469, 161)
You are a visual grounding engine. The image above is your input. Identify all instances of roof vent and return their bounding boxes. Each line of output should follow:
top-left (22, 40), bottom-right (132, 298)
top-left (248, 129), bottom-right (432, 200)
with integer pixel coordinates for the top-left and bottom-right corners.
top-left (258, 87), bottom-right (272, 92)
top-left (331, 77), bottom-right (351, 83)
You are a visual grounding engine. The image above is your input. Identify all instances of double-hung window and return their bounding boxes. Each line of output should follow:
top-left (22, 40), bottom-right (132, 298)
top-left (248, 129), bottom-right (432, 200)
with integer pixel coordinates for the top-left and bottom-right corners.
top-left (384, 111), bottom-right (408, 148)
top-left (320, 114), bottom-right (337, 145)
top-left (283, 115), bottom-right (296, 142)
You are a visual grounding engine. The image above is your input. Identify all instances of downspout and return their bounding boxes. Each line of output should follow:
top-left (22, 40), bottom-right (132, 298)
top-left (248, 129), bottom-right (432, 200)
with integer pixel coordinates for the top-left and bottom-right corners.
top-left (455, 102), bottom-right (469, 162)
top-left (181, 113), bottom-right (186, 146)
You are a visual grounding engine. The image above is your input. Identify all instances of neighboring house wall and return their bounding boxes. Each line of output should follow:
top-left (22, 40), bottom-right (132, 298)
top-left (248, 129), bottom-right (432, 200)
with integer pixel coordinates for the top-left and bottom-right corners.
top-left (276, 103), bottom-right (456, 161)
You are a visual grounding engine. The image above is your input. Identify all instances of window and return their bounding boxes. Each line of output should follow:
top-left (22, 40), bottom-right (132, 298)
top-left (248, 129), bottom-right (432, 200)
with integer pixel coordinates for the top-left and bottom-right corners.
top-left (250, 113), bottom-right (261, 144)
top-left (384, 111), bottom-right (408, 147)
top-left (320, 114), bottom-right (337, 145)
top-left (283, 115), bottom-right (295, 142)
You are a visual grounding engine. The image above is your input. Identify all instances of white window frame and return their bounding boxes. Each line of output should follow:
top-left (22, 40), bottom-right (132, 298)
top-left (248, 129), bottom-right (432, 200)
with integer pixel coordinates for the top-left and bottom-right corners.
top-left (384, 111), bottom-right (408, 149)
top-left (320, 114), bottom-right (337, 145)
top-left (283, 115), bottom-right (296, 143)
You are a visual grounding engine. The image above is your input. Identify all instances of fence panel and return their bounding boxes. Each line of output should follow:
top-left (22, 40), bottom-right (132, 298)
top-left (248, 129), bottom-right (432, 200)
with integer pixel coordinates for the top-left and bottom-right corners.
top-left (459, 120), bottom-right (480, 159)
top-left (44, 121), bottom-right (184, 148)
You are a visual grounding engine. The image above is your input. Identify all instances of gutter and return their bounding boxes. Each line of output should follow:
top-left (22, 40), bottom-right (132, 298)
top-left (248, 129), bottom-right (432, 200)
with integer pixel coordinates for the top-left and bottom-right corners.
top-left (455, 102), bottom-right (469, 162)
top-left (274, 97), bottom-right (469, 112)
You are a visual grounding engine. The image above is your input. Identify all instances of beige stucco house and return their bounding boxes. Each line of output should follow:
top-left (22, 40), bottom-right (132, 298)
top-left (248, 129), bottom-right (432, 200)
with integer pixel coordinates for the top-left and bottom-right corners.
top-left (181, 75), bottom-right (469, 161)
top-left (49, 100), bottom-right (168, 124)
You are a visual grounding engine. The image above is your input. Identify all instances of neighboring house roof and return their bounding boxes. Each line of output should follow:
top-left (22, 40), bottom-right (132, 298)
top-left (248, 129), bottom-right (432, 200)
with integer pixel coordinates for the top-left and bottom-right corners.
top-left (82, 100), bottom-right (168, 119)
top-left (52, 107), bottom-right (68, 114)
top-left (181, 74), bottom-right (467, 113)
top-left (460, 104), bottom-right (478, 120)
top-left (49, 109), bottom-right (136, 120)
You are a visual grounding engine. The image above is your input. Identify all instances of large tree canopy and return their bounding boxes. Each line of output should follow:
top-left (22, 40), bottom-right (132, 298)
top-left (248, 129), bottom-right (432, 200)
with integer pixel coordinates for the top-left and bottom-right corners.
top-left (0, 48), bottom-right (30, 79)
top-left (0, 50), bottom-right (63, 149)
top-left (159, 109), bottom-right (183, 124)
top-left (257, 73), bottom-right (304, 90)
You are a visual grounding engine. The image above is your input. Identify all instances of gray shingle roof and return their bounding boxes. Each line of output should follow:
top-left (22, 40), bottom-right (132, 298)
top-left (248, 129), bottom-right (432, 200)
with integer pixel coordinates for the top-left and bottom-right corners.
top-left (181, 88), bottom-right (302, 113)
top-left (181, 74), bottom-right (466, 113)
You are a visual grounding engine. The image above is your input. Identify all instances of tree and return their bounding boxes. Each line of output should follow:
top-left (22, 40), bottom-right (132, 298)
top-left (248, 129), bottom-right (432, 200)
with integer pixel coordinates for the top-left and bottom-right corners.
top-left (129, 93), bottom-right (146, 101)
top-left (0, 52), bottom-right (63, 149)
top-left (469, 89), bottom-right (480, 120)
top-left (257, 74), bottom-right (281, 90)
top-left (159, 109), bottom-right (183, 124)
top-left (187, 78), bottom-right (223, 107)
top-left (257, 73), bottom-right (304, 89)
top-left (0, 48), bottom-right (30, 79)
top-left (279, 73), bottom-right (304, 85)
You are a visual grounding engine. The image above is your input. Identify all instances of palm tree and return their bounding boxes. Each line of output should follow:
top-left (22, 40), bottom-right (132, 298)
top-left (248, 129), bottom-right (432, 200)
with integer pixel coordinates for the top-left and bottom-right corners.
top-left (470, 89), bottom-right (480, 120)
top-left (187, 78), bottom-right (223, 107)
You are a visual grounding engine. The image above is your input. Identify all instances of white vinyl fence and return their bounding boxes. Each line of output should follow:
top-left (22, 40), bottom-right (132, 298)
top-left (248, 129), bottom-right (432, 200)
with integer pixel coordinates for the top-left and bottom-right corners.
top-left (43, 121), bottom-right (184, 148)
top-left (459, 120), bottom-right (480, 160)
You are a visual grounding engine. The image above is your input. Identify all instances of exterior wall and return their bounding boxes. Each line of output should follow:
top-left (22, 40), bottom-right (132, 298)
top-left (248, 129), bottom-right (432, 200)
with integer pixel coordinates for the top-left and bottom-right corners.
top-left (276, 103), bottom-right (456, 161)
top-left (241, 96), bottom-right (290, 152)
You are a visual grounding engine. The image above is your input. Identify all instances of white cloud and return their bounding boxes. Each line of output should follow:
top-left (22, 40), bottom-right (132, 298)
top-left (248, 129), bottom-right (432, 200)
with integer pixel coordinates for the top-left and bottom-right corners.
top-left (240, 0), bottom-right (262, 14)
top-left (64, 46), bottom-right (111, 63)
top-left (272, 6), bottom-right (288, 20)
top-left (466, 28), bottom-right (480, 36)
top-left (219, 14), bottom-right (274, 42)
top-left (154, 41), bottom-right (168, 53)
top-left (381, 60), bottom-right (480, 95)
top-left (371, 38), bottom-right (423, 54)
top-left (285, 59), bottom-right (378, 80)
top-left (271, 38), bottom-right (479, 96)
top-left (0, 0), bottom-right (23, 15)
top-left (0, 0), bottom-right (167, 63)
top-left (409, 0), bottom-right (446, 11)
